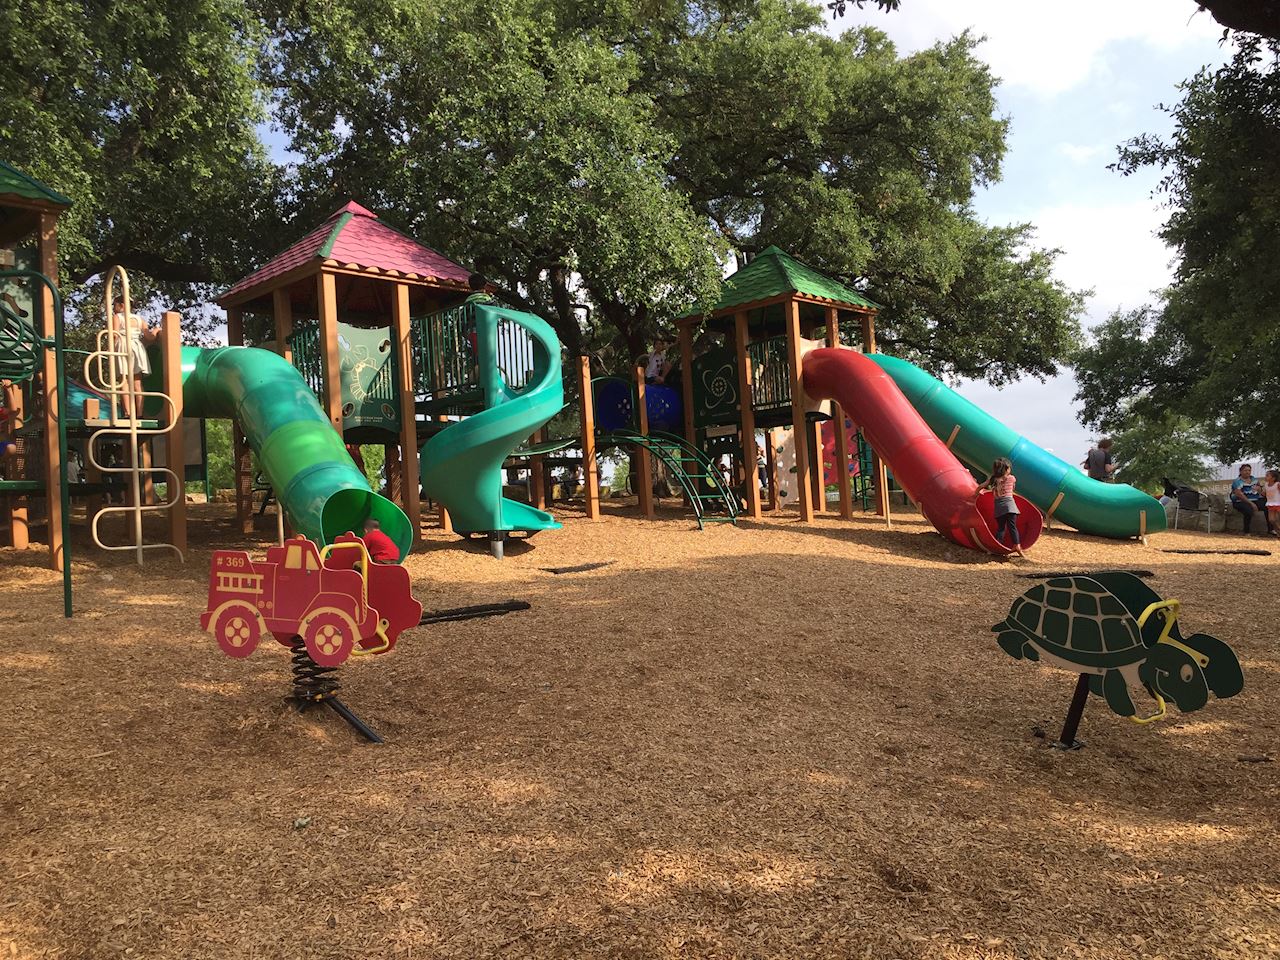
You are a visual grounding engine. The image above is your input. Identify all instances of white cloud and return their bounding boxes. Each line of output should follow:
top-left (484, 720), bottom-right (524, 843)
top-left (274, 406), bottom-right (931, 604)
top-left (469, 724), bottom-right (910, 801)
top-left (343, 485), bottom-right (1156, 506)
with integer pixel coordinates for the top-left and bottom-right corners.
top-left (837, 0), bottom-right (1223, 96)
top-left (1058, 142), bottom-right (1107, 164)
top-left (1016, 198), bottom-right (1173, 315)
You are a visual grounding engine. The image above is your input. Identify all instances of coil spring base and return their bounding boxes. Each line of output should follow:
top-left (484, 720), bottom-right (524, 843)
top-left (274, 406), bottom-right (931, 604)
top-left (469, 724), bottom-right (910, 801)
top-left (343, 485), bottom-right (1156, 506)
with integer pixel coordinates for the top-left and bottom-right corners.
top-left (286, 639), bottom-right (383, 744)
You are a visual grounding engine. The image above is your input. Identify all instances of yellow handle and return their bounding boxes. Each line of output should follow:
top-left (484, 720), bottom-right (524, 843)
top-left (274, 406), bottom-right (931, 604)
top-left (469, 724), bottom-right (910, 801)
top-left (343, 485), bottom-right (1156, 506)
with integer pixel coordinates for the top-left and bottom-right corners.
top-left (1136, 598), bottom-right (1181, 643)
top-left (351, 621), bottom-right (391, 656)
top-left (1128, 692), bottom-right (1167, 725)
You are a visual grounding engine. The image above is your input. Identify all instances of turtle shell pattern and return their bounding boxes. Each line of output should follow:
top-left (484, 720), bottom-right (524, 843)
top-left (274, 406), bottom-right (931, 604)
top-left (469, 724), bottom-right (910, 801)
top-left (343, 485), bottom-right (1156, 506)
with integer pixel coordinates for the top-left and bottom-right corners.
top-left (1005, 577), bottom-right (1148, 671)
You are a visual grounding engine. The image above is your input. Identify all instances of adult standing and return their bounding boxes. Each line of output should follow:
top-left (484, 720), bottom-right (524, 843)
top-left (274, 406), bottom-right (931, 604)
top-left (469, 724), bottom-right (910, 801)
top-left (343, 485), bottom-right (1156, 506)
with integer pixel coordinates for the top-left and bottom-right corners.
top-left (1230, 464), bottom-right (1272, 536)
top-left (1084, 438), bottom-right (1116, 482)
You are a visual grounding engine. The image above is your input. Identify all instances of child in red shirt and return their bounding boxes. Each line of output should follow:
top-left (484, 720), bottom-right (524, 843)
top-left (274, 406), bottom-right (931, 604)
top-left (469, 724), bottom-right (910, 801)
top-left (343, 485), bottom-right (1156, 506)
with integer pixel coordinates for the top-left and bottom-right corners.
top-left (361, 519), bottom-right (401, 564)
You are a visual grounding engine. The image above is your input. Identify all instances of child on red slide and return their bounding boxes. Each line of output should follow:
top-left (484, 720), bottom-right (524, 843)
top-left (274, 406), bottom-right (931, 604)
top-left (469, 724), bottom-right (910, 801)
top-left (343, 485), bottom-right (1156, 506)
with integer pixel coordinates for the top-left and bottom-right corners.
top-left (361, 518), bottom-right (400, 564)
top-left (977, 458), bottom-right (1026, 559)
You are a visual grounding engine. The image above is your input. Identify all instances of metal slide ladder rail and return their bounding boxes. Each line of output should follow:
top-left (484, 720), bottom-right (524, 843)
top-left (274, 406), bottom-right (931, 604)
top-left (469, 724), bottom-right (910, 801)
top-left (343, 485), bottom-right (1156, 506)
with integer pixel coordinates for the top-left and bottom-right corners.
top-left (601, 428), bottom-right (739, 529)
top-left (83, 266), bottom-right (184, 566)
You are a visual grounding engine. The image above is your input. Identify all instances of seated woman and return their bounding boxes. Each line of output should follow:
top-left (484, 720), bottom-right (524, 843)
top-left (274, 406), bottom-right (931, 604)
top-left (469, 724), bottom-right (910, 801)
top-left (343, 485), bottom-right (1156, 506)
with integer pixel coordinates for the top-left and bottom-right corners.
top-left (1230, 464), bottom-right (1273, 536)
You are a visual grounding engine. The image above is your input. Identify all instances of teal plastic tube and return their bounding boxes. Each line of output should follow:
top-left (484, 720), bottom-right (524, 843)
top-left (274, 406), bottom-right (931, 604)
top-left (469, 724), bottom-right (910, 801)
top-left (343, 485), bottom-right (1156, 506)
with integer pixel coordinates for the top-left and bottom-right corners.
top-left (419, 304), bottom-right (562, 535)
top-left (865, 354), bottom-right (1166, 539)
top-left (171, 346), bottom-right (413, 560)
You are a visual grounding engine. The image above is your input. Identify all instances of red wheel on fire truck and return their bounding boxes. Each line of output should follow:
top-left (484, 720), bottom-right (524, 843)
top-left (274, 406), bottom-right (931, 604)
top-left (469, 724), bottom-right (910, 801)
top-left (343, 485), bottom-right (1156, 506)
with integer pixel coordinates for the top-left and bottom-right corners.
top-left (208, 601), bottom-right (264, 659)
top-left (299, 605), bottom-right (359, 668)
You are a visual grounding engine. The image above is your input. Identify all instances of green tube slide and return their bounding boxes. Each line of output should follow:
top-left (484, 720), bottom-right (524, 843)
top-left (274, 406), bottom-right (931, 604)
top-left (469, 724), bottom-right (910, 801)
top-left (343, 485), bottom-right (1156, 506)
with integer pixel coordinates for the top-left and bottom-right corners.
top-left (865, 354), bottom-right (1166, 539)
top-left (419, 303), bottom-right (562, 542)
top-left (159, 346), bottom-right (413, 560)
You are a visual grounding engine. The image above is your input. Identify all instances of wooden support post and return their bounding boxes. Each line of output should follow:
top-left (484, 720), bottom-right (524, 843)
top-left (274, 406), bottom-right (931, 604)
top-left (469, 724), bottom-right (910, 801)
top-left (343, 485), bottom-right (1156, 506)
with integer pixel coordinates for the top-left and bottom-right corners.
top-left (316, 271), bottom-right (344, 433)
top-left (859, 310), bottom-right (889, 520)
top-left (733, 311), bottom-right (762, 520)
top-left (826, 308), bottom-right (852, 521)
top-left (162, 312), bottom-right (187, 553)
top-left (811, 418), bottom-right (826, 514)
top-left (4, 378), bottom-right (28, 548)
top-left (273, 287), bottom-right (293, 363)
top-left (860, 311), bottom-right (877, 354)
top-left (36, 212), bottom-right (62, 569)
top-left (226, 308), bottom-right (253, 535)
top-left (391, 282), bottom-right (421, 545)
top-left (140, 441), bottom-right (157, 506)
top-left (577, 356), bottom-right (601, 519)
top-left (784, 297), bottom-right (814, 522)
top-left (677, 322), bottom-right (696, 447)
top-left (633, 365), bottom-right (654, 518)
top-left (529, 427), bottom-right (547, 510)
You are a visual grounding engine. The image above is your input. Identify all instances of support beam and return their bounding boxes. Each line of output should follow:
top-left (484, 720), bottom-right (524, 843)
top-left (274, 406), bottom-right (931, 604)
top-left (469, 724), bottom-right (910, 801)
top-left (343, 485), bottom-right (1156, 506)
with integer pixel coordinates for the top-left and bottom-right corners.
top-left (384, 443), bottom-right (402, 501)
top-left (859, 310), bottom-right (889, 519)
top-left (316, 271), bottom-right (344, 432)
top-left (273, 287), bottom-right (293, 364)
top-left (677, 323), bottom-right (696, 447)
top-left (784, 297), bottom-right (814, 522)
top-left (529, 427), bottom-right (547, 510)
top-left (577, 356), bottom-right (601, 519)
top-left (391, 282), bottom-right (421, 545)
top-left (162, 312), bottom-right (187, 553)
top-left (733, 311), bottom-right (762, 519)
top-left (826, 307), bottom-right (852, 521)
top-left (4, 379), bottom-right (28, 548)
top-left (36, 212), bottom-right (62, 570)
top-left (633, 365), bottom-right (654, 519)
top-left (226, 308), bottom-right (253, 534)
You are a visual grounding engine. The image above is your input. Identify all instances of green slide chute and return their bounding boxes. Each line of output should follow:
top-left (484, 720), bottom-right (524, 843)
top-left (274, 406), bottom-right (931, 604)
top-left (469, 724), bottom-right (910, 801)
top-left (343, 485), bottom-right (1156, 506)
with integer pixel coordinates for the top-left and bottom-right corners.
top-left (866, 354), bottom-right (1166, 538)
top-left (419, 303), bottom-right (562, 543)
top-left (169, 346), bottom-right (413, 560)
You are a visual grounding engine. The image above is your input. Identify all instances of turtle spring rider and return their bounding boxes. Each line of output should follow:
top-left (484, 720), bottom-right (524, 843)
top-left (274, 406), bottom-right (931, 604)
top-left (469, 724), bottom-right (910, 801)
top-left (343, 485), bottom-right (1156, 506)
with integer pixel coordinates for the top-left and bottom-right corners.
top-left (992, 572), bottom-right (1243, 748)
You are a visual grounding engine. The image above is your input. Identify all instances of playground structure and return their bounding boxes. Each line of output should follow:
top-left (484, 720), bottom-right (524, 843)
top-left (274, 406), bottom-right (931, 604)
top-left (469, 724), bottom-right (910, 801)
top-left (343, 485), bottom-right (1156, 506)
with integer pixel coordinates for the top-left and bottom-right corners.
top-left (3, 165), bottom-right (1170, 572)
top-left (568, 246), bottom-right (1166, 555)
top-left (993, 572), bottom-right (1244, 748)
top-left (215, 201), bottom-right (563, 559)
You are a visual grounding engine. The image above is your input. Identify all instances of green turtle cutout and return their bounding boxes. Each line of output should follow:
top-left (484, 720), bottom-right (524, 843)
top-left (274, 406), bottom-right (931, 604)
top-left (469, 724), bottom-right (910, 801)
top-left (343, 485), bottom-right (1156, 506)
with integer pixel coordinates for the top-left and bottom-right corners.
top-left (992, 573), bottom-right (1243, 719)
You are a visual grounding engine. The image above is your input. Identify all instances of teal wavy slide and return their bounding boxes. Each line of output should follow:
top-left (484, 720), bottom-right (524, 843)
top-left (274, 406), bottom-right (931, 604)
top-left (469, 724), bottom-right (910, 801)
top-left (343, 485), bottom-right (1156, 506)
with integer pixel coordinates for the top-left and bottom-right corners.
top-left (419, 303), bottom-right (562, 538)
top-left (160, 346), bottom-right (413, 560)
top-left (865, 354), bottom-right (1166, 538)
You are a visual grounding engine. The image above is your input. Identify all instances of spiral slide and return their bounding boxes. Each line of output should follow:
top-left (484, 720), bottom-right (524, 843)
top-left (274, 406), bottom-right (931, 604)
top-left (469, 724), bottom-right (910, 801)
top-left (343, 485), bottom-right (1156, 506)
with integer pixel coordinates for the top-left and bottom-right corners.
top-left (418, 303), bottom-right (563, 549)
top-left (165, 346), bottom-right (414, 561)
top-left (865, 355), bottom-right (1165, 539)
top-left (802, 348), bottom-right (1042, 555)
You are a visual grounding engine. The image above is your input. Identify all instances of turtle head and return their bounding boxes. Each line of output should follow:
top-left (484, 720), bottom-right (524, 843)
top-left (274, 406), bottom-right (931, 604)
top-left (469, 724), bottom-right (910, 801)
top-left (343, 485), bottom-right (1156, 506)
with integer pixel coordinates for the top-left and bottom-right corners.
top-left (1141, 644), bottom-right (1209, 714)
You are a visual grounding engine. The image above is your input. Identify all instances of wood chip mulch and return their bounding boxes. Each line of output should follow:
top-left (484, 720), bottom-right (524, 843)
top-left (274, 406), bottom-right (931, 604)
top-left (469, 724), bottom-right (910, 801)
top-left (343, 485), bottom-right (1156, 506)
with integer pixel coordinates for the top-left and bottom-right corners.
top-left (2, 501), bottom-right (1278, 959)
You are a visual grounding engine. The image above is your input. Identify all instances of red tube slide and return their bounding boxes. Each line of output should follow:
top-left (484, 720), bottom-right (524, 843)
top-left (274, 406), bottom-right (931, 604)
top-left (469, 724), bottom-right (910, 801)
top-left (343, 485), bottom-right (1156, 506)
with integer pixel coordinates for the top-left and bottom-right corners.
top-left (802, 348), bottom-right (1041, 555)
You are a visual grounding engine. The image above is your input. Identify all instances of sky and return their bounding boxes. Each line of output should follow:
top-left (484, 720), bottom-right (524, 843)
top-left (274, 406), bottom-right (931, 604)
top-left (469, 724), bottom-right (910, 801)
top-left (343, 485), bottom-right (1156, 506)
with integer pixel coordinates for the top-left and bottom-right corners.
top-left (832, 0), bottom-right (1230, 461)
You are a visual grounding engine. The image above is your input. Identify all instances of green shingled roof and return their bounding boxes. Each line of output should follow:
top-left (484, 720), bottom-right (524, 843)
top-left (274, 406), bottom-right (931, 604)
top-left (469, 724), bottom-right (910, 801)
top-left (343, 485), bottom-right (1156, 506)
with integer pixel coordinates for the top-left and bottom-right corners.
top-left (0, 161), bottom-right (72, 208)
top-left (683, 246), bottom-right (879, 318)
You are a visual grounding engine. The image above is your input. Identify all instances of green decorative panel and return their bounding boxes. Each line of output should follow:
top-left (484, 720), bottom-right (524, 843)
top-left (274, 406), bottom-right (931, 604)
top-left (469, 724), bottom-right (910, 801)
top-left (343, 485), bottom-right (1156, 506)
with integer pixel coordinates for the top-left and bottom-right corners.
top-left (691, 345), bottom-right (739, 428)
top-left (288, 321), bottom-right (400, 436)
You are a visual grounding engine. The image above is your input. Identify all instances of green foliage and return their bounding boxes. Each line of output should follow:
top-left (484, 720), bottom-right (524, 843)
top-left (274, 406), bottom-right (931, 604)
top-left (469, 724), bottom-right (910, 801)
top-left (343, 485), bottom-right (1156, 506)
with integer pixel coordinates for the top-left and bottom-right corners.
top-left (0, 0), bottom-right (282, 332)
top-left (262, 0), bottom-right (1081, 382)
top-left (205, 419), bottom-right (235, 491)
top-left (358, 444), bottom-right (386, 491)
top-left (1109, 412), bottom-right (1215, 495)
top-left (1094, 37), bottom-right (1280, 463)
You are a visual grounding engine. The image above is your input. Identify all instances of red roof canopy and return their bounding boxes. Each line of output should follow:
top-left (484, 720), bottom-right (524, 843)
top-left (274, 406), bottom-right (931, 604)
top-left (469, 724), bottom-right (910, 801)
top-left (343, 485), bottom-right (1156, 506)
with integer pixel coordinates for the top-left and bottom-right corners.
top-left (219, 202), bottom-right (472, 307)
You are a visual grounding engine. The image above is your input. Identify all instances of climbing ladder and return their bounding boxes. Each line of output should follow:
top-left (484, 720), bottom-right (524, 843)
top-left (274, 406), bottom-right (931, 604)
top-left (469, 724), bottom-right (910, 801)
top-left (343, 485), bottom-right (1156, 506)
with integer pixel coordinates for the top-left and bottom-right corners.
top-left (601, 428), bottom-right (739, 529)
top-left (0, 298), bottom-right (41, 384)
top-left (83, 266), bottom-right (184, 565)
